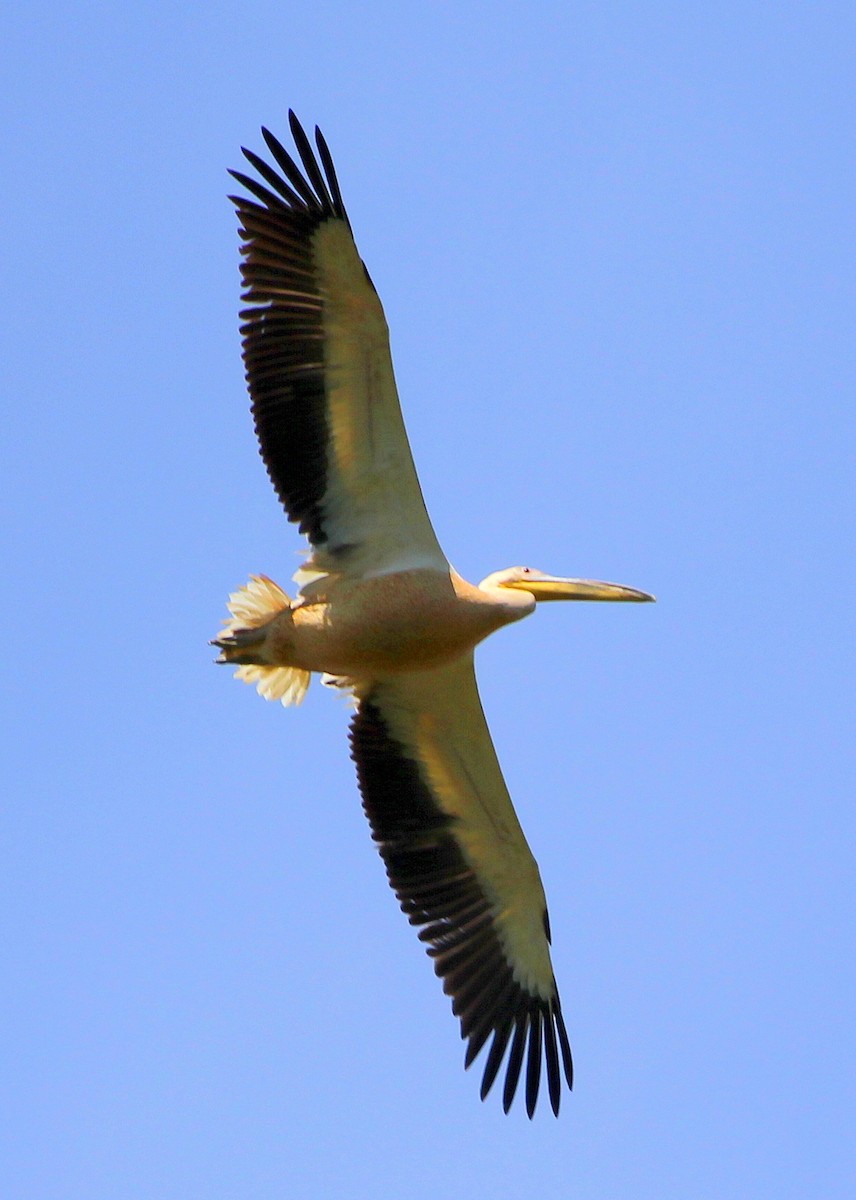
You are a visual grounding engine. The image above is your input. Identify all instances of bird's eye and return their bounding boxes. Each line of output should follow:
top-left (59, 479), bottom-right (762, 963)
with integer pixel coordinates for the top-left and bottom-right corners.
top-left (522, 567), bottom-right (531, 574)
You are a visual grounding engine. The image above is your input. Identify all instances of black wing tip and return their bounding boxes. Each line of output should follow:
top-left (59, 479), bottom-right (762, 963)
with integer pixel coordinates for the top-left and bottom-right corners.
top-left (229, 111), bottom-right (347, 224)
top-left (468, 996), bottom-right (573, 1117)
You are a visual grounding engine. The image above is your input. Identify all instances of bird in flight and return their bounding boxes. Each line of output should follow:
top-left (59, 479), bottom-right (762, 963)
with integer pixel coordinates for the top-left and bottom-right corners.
top-left (214, 112), bottom-right (654, 1117)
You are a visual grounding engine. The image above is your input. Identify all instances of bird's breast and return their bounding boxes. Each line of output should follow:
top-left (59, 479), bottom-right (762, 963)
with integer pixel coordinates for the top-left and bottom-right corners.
top-left (290, 568), bottom-right (515, 676)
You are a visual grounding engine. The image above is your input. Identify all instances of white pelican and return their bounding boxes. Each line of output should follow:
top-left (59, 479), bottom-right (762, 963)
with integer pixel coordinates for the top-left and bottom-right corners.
top-left (214, 113), bottom-right (654, 1117)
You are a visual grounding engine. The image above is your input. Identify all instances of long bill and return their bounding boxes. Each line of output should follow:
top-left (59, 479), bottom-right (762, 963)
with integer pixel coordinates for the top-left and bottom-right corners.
top-left (507, 573), bottom-right (656, 603)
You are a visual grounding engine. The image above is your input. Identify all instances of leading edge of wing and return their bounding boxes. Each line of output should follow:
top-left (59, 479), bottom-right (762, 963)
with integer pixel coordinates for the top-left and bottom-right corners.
top-left (230, 113), bottom-right (447, 579)
top-left (348, 658), bottom-right (573, 1116)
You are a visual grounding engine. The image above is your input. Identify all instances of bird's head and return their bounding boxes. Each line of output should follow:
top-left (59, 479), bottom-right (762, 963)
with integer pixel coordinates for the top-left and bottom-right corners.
top-left (479, 565), bottom-right (655, 604)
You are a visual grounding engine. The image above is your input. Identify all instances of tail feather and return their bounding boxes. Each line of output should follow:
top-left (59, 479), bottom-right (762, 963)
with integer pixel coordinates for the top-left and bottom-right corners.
top-left (234, 662), bottom-right (311, 706)
top-left (224, 574), bottom-right (291, 629)
top-left (213, 575), bottom-right (311, 707)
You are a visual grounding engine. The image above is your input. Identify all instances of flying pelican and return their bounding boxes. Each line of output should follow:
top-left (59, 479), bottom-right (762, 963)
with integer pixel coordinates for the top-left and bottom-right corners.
top-left (214, 113), bottom-right (654, 1117)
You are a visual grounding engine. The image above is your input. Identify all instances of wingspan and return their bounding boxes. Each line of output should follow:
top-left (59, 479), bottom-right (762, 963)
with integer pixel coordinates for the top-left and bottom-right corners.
top-left (348, 657), bottom-right (573, 1116)
top-left (230, 113), bottom-right (447, 582)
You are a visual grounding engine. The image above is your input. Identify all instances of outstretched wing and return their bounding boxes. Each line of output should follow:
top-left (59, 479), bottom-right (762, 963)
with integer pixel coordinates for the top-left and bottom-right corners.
top-left (230, 113), bottom-right (447, 582)
top-left (349, 657), bottom-right (573, 1116)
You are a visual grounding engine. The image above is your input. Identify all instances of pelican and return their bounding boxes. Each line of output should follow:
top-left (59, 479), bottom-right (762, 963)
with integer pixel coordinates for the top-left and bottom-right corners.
top-left (214, 113), bottom-right (654, 1117)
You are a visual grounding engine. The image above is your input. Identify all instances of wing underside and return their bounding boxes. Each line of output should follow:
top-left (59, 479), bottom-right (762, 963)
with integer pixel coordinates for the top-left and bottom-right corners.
top-left (230, 113), bottom-right (447, 582)
top-left (349, 658), bottom-right (573, 1116)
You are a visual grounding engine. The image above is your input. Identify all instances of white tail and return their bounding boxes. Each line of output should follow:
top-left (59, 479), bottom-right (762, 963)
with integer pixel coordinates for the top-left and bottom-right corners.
top-left (217, 575), bottom-right (311, 707)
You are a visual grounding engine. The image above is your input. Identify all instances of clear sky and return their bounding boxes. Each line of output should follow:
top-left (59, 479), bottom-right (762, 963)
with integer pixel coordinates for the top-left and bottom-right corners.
top-left (3, 3), bottom-right (854, 1197)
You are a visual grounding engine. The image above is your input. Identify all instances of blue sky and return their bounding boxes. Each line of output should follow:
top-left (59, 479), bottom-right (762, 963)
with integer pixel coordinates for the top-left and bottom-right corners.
top-left (3, 3), bottom-right (854, 1197)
